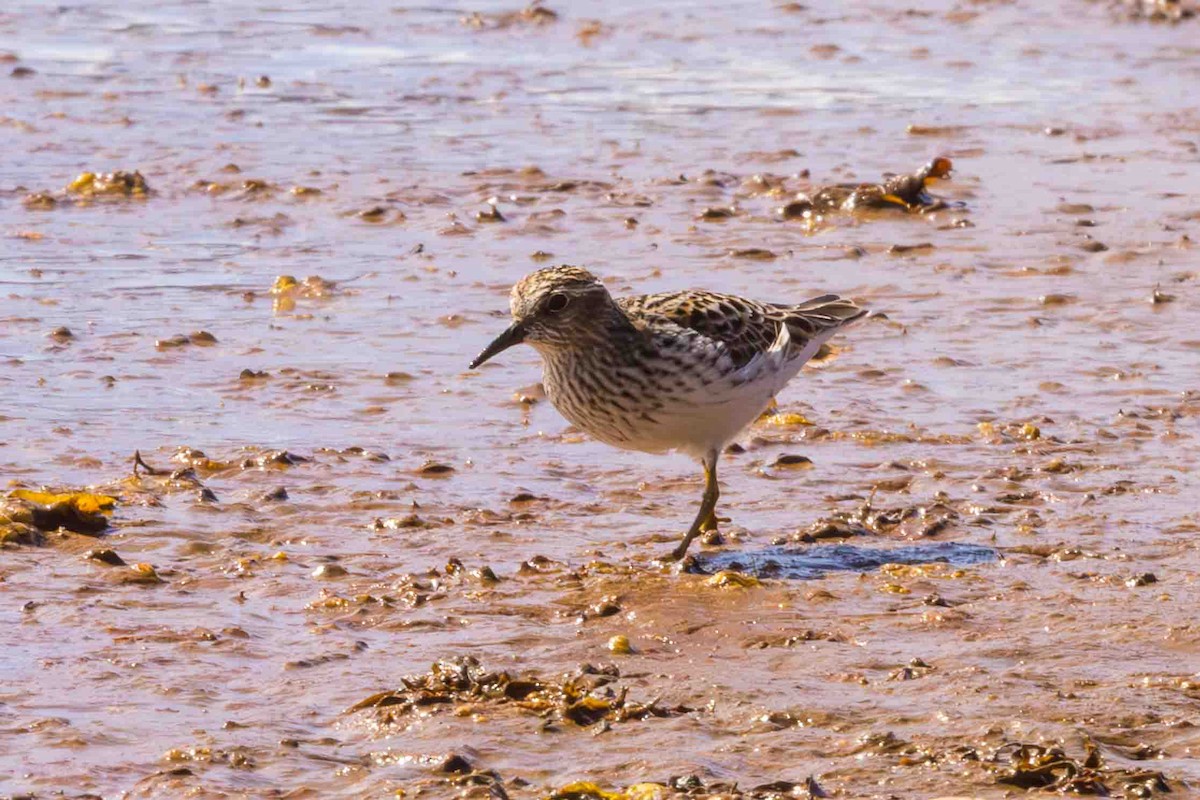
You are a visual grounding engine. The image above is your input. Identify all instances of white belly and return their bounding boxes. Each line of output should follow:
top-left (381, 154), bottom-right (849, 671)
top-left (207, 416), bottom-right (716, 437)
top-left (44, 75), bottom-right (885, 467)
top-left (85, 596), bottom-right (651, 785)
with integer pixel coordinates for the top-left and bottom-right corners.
top-left (545, 324), bottom-right (822, 460)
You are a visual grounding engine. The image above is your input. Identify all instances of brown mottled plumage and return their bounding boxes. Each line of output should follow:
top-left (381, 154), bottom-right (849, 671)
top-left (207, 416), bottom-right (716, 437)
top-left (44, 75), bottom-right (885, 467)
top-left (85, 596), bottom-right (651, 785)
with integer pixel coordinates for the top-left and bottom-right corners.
top-left (617, 290), bottom-right (865, 369)
top-left (470, 266), bottom-right (868, 560)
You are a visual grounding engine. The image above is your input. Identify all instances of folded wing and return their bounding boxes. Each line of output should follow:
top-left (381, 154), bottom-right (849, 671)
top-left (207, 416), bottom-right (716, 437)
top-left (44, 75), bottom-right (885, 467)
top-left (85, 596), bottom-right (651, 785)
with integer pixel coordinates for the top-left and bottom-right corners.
top-left (617, 290), bottom-right (868, 369)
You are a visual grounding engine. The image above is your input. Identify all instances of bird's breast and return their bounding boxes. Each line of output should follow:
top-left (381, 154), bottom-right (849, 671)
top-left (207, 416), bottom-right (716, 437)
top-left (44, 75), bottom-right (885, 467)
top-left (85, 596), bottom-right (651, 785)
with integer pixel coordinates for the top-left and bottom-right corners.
top-left (539, 345), bottom-right (761, 455)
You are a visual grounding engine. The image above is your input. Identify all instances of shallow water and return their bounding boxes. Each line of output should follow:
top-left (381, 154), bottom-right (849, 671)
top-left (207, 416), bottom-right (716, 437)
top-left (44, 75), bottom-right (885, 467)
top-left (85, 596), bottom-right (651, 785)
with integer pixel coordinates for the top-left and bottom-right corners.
top-left (2, 0), bottom-right (1199, 797)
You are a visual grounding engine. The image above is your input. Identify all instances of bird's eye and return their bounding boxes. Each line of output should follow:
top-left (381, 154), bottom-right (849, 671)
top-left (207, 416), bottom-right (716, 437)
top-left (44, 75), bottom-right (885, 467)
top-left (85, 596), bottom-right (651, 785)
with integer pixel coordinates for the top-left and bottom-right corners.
top-left (546, 293), bottom-right (569, 313)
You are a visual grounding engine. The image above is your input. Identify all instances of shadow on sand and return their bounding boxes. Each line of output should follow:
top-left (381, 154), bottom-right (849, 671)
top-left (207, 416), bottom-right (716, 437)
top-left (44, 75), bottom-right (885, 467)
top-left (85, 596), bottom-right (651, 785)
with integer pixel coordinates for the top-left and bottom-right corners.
top-left (694, 541), bottom-right (997, 580)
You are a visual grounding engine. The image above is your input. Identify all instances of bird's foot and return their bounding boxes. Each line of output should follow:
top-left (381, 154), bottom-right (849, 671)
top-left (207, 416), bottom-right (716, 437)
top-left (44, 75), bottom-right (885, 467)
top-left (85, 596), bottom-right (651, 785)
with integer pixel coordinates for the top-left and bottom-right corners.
top-left (656, 549), bottom-right (700, 571)
top-left (662, 543), bottom-right (689, 562)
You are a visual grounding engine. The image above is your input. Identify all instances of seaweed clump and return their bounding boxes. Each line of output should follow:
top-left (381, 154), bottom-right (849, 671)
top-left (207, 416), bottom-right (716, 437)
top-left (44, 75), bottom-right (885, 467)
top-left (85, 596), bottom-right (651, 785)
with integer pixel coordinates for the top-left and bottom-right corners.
top-left (23, 170), bottom-right (150, 209)
top-left (67, 170), bottom-right (150, 198)
top-left (787, 492), bottom-right (958, 543)
top-left (1111, 0), bottom-right (1196, 21)
top-left (550, 775), bottom-right (829, 800)
top-left (988, 742), bottom-right (1170, 796)
top-left (1, 490), bottom-right (116, 544)
top-left (347, 656), bottom-right (689, 728)
top-left (781, 157), bottom-right (955, 218)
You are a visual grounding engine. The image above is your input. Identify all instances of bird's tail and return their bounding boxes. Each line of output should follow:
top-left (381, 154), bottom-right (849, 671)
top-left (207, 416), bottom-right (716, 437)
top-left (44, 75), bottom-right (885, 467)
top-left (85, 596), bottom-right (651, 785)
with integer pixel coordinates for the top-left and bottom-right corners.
top-left (779, 294), bottom-right (869, 358)
top-left (785, 294), bottom-right (869, 334)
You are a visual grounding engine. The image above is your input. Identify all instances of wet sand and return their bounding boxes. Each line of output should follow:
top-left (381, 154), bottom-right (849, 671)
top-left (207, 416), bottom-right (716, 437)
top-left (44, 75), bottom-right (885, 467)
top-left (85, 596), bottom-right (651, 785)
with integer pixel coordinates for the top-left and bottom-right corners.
top-left (1, 1), bottom-right (1199, 797)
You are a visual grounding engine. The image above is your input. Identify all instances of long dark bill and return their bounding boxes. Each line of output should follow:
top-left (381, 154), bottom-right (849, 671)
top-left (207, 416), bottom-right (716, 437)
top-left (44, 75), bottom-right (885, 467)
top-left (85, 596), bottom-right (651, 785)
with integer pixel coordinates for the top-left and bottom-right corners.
top-left (469, 321), bottom-right (526, 369)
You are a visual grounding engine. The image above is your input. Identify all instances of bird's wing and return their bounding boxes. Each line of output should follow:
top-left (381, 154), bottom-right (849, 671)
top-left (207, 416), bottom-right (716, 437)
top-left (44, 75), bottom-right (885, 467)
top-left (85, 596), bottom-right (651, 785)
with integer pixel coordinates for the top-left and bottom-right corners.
top-left (617, 290), bottom-right (868, 369)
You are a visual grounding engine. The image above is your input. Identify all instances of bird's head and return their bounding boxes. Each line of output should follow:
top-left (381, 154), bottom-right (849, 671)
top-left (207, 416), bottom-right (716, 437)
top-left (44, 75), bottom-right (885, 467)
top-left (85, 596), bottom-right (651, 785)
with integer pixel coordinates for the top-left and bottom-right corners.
top-left (469, 265), bottom-right (614, 368)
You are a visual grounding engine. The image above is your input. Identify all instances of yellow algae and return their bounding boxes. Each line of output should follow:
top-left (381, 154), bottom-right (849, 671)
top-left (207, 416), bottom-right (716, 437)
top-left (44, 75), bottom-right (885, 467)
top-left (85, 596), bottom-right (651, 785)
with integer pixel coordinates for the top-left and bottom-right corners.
top-left (978, 420), bottom-right (1043, 443)
top-left (550, 782), bottom-right (670, 800)
top-left (307, 594), bottom-right (352, 610)
top-left (271, 275), bottom-right (299, 294)
top-left (624, 785), bottom-right (670, 800)
top-left (10, 489), bottom-right (115, 514)
top-left (66, 172), bottom-right (96, 193)
top-left (880, 563), bottom-right (966, 580)
top-left (705, 570), bottom-right (760, 588)
top-left (270, 274), bottom-right (336, 300)
top-left (762, 412), bottom-right (813, 427)
top-left (4, 490), bottom-right (114, 535)
top-left (66, 170), bottom-right (149, 197)
top-left (551, 782), bottom-right (625, 800)
top-left (126, 563), bottom-right (163, 584)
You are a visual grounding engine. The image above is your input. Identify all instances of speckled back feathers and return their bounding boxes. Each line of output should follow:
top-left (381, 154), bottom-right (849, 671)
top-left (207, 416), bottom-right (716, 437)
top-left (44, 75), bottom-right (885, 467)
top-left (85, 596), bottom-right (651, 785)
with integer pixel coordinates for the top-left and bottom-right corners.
top-left (617, 290), bottom-right (867, 368)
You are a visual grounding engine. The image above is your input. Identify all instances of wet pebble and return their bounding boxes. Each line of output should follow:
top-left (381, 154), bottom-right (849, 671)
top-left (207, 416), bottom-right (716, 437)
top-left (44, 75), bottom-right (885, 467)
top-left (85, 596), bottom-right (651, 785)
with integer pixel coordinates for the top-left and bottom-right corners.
top-left (588, 599), bottom-right (621, 619)
top-left (887, 242), bottom-right (935, 255)
top-left (1151, 286), bottom-right (1175, 304)
top-left (357, 206), bottom-right (389, 222)
top-left (476, 204), bottom-right (505, 223)
top-left (698, 206), bottom-right (736, 220)
top-left (471, 566), bottom-right (500, 584)
top-left (729, 248), bottom-right (777, 260)
top-left (86, 548), bottom-right (126, 566)
top-left (440, 754), bottom-right (473, 774)
top-left (607, 635), bottom-right (634, 654)
top-left (778, 199), bottom-right (812, 219)
top-left (156, 331), bottom-right (218, 349)
top-left (312, 564), bottom-right (348, 579)
top-left (124, 563), bottom-right (163, 584)
top-left (772, 454), bottom-right (813, 468)
top-left (1039, 294), bottom-right (1074, 306)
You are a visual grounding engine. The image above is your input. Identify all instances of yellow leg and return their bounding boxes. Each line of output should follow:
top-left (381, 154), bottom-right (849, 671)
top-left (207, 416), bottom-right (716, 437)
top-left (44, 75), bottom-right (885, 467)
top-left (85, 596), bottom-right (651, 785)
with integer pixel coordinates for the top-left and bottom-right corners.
top-left (670, 450), bottom-right (719, 560)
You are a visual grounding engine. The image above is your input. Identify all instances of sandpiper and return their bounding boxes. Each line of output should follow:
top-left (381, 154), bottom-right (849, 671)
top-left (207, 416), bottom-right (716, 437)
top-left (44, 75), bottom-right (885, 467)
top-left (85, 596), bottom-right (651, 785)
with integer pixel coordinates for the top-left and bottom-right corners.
top-left (470, 266), bottom-right (868, 560)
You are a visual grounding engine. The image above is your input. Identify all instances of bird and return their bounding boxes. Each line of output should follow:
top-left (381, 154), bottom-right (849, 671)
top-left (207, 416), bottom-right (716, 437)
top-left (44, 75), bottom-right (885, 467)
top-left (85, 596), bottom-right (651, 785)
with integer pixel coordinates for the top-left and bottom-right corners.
top-left (469, 266), bottom-right (868, 560)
